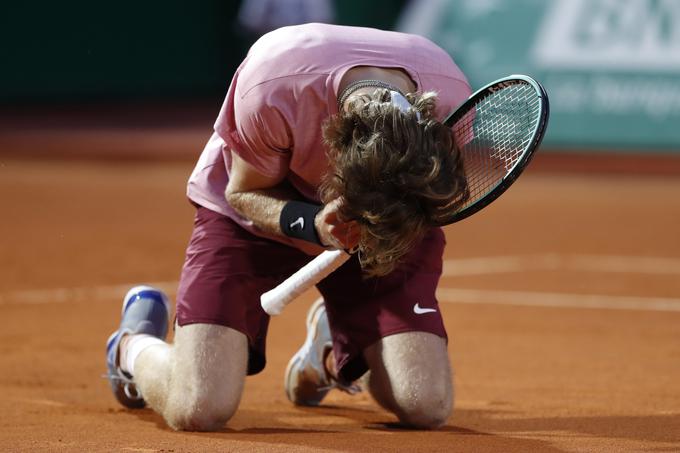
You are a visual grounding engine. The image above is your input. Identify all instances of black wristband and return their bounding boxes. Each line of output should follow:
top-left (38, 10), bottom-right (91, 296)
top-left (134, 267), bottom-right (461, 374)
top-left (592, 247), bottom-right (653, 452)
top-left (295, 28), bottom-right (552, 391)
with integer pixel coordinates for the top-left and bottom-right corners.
top-left (280, 201), bottom-right (323, 246)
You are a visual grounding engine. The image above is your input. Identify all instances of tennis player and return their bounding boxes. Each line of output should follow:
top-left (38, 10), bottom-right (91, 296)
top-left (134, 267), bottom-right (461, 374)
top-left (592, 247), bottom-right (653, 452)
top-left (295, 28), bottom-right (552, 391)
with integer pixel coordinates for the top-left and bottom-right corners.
top-left (106, 22), bottom-right (471, 431)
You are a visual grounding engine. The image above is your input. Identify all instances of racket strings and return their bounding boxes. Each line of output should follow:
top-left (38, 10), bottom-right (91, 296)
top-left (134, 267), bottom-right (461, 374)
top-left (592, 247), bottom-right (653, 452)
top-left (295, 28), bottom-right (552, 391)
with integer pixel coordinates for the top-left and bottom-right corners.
top-left (454, 83), bottom-right (540, 211)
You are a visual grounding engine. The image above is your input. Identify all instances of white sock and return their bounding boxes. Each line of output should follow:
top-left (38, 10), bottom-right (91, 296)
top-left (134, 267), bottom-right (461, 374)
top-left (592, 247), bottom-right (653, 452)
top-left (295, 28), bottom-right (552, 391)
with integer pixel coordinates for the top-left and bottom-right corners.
top-left (121, 334), bottom-right (166, 376)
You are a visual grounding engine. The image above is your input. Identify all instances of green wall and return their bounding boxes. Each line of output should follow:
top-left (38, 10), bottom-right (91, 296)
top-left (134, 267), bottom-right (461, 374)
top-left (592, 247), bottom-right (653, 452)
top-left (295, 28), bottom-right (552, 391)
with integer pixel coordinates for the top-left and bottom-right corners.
top-left (1, 1), bottom-right (406, 102)
top-left (399, 0), bottom-right (680, 151)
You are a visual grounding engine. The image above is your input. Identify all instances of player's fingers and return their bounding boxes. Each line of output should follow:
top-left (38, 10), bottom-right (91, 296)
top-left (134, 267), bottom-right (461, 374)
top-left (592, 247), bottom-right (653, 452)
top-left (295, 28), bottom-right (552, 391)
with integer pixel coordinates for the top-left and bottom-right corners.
top-left (329, 222), bottom-right (360, 249)
top-left (343, 231), bottom-right (360, 250)
top-left (343, 221), bottom-right (360, 247)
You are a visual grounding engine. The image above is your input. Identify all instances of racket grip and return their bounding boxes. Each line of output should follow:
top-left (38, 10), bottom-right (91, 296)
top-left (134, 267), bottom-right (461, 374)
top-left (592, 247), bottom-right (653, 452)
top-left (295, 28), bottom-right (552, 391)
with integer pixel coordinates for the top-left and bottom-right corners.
top-left (261, 249), bottom-right (351, 316)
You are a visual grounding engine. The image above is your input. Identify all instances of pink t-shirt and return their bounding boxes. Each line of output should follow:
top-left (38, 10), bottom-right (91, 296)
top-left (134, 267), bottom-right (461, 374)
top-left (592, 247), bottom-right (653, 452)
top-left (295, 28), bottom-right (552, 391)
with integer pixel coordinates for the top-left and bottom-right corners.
top-left (187, 23), bottom-right (471, 250)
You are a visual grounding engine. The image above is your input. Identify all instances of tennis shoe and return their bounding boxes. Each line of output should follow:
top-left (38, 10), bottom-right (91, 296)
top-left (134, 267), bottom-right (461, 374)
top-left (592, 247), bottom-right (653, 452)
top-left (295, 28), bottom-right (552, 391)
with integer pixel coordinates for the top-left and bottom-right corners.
top-left (105, 285), bottom-right (170, 409)
top-left (284, 298), bottom-right (361, 406)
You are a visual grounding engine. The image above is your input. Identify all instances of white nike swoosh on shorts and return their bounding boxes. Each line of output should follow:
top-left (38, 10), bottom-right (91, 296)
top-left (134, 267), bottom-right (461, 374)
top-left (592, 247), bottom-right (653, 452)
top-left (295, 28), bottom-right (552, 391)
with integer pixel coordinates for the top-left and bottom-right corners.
top-left (413, 303), bottom-right (437, 314)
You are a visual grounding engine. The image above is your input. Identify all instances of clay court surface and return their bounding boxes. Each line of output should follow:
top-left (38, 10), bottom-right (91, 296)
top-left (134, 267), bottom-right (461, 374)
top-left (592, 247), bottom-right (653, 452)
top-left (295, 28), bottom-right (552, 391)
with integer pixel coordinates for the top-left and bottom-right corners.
top-left (1, 119), bottom-right (680, 452)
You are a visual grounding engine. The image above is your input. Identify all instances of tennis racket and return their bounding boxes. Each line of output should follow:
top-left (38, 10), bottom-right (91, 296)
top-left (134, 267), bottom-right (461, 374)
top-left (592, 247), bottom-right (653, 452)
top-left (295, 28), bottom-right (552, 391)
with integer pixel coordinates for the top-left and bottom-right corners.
top-left (262, 74), bottom-right (550, 315)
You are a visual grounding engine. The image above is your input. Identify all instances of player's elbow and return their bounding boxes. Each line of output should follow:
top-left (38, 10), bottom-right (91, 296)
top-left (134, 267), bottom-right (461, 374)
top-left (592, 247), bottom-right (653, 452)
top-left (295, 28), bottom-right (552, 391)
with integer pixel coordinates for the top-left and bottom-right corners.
top-left (224, 181), bottom-right (240, 204)
top-left (224, 187), bottom-right (236, 205)
top-left (224, 187), bottom-right (246, 214)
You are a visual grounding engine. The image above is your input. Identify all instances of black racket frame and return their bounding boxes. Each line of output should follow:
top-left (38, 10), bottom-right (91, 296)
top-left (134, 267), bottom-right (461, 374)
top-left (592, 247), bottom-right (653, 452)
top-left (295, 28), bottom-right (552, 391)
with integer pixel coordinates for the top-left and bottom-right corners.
top-left (436, 74), bottom-right (550, 226)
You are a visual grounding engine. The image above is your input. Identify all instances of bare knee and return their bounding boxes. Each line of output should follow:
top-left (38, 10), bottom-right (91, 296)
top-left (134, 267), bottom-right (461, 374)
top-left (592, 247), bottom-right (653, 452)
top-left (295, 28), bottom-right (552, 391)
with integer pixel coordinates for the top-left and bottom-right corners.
top-left (393, 390), bottom-right (453, 429)
top-left (161, 324), bottom-right (248, 431)
top-left (165, 393), bottom-right (240, 431)
top-left (162, 372), bottom-right (243, 431)
top-left (364, 331), bottom-right (454, 429)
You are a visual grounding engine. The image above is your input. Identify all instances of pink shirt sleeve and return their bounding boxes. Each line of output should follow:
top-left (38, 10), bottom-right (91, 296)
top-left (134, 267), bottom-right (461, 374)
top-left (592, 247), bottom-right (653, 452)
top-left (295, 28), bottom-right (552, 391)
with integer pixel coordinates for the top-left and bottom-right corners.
top-left (215, 76), bottom-right (292, 180)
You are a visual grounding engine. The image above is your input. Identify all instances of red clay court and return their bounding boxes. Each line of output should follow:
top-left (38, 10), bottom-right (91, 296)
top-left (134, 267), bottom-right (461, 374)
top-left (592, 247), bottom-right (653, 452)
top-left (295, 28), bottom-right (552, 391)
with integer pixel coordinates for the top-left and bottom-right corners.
top-left (1, 107), bottom-right (680, 452)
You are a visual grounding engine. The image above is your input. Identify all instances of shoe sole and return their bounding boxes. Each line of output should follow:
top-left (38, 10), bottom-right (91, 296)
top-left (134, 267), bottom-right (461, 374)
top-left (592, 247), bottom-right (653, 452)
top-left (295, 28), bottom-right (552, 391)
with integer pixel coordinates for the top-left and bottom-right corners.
top-left (284, 298), bottom-right (327, 406)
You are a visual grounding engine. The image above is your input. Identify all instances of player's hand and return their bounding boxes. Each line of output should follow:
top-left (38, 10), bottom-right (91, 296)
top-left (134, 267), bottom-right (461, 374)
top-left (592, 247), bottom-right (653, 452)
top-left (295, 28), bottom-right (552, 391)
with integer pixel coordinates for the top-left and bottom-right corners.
top-left (315, 198), bottom-right (360, 251)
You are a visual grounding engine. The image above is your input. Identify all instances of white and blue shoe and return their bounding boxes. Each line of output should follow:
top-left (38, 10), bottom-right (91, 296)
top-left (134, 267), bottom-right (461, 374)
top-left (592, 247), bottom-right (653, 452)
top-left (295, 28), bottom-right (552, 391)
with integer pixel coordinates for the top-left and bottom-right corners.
top-left (105, 285), bottom-right (170, 409)
top-left (284, 298), bottom-right (361, 406)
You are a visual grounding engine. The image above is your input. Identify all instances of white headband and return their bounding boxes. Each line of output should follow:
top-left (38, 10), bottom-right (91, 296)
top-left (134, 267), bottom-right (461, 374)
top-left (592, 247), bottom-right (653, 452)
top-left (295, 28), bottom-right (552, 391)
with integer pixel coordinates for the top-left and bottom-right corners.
top-left (389, 91), bottom-right (421, 120)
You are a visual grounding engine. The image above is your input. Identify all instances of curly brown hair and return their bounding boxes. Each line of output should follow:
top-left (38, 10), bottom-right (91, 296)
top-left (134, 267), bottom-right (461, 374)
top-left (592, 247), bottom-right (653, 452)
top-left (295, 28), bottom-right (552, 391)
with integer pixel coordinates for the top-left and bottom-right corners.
top-left (320, 89), bottom-right (469, 277)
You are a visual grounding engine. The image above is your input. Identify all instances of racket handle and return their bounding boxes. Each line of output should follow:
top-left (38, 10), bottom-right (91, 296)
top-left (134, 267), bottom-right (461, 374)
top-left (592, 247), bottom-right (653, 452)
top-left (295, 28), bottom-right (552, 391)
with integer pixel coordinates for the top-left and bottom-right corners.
top-left (261, 249), bottom-right (351, 315)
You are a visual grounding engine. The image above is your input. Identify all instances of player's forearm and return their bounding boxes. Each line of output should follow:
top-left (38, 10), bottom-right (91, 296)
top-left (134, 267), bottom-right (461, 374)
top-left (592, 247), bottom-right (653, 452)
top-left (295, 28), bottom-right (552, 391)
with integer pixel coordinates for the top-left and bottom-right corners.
top-left (227, 188), bottom-right (359, 252)
top-left (225, 187), bottom-right (290, 237)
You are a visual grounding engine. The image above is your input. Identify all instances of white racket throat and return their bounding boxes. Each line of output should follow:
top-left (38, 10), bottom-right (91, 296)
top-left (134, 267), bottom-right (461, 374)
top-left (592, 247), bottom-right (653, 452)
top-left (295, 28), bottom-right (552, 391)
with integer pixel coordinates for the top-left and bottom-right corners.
top-left (261, 249), bottom-right (350, 315)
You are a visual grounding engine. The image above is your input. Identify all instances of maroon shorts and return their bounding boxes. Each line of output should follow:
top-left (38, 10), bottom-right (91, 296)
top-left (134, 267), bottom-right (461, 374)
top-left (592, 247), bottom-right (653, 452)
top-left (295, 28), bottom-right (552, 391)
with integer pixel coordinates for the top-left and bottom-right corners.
top-left (176, 205), bottom-right (447, 382)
